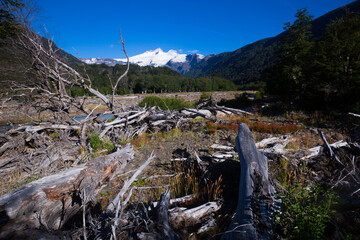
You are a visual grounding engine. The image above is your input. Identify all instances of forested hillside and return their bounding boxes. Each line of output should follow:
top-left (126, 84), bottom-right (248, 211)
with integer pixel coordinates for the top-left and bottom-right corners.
top-left (70, 64), bottom-right (236, 96)
top-left (186, 0), bottom-right (360, 89)
top-left (267, 8), bottom-right (360, 112)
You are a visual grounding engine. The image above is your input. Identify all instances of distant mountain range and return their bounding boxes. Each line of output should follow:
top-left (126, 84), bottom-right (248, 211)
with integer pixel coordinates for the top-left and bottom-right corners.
top-left (2, 0), bottom-right (359, 92)
top-left (185, 0), bottom-right (360, 87)
top-left (80, 0), bottom-right (360, 88)
top-left (80, 48), bottom-right (210, 75)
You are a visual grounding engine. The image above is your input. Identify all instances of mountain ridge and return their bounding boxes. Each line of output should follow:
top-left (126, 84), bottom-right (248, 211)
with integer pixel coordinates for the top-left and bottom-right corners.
top-left (185, 0), bottom-right (360, 87)
top-left (80, 48), bottom-right (207, 74)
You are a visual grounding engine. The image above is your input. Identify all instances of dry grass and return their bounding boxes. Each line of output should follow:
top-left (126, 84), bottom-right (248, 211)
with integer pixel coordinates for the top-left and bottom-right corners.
top-left (206, 116), bottom-right (302, 135)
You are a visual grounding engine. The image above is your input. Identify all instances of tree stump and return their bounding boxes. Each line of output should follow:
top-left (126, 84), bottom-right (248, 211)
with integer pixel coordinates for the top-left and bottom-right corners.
top-left (223, 123), bottom-right (277, 240)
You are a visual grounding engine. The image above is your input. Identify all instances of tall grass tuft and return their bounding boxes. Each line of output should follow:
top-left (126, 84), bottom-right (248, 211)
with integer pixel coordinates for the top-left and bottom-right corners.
top-left (139, 96), bottom-right (194, 110)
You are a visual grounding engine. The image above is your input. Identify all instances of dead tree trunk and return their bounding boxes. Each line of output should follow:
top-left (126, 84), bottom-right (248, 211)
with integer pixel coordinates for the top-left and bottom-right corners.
top-left (223, 123), bottom-right (277, 240)
top-left (153, 189), bottom-right (179, 240)
top-left (0, 144), bottom-right (134, 239)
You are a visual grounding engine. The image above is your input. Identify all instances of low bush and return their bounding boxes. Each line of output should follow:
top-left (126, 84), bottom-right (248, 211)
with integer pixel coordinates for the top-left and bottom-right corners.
top-left (218, 93), bottom-right (252, 109)
top-left (138, 96), bottom-right (194, 110)
top-left (275, 184), bottom-right (337, 240)
top-left (88, 131), bottom-right (114, 153)
top-left (199, 92), bottom-right (211, 100)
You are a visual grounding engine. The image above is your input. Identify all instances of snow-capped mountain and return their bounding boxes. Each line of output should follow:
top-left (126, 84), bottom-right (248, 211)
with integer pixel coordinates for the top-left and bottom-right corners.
top-left (80, 48), bottom-right (208, 74)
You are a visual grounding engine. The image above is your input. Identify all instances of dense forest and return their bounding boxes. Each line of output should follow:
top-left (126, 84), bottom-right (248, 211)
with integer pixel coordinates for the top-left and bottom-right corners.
top-left (186, 1), bottom-right (360, 90)
top-left (70, 64), bottom-right (237, 96)
top-left (266, 9), bottom-right (360, 112)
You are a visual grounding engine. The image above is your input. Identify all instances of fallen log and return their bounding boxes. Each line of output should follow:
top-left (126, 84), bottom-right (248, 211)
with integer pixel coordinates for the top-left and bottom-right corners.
top-left (210, 144), bottom-right (234, 151)
top-left (255, 135), bottom-right (292, 155)
top-left (169, 201), bottom-right (222, 228)
top-left (301, 140), bottom-right (349, 160)
top-left (0, 144), bottom-right (135, 239)
top-left (223, 123), bottom-right (277, 240)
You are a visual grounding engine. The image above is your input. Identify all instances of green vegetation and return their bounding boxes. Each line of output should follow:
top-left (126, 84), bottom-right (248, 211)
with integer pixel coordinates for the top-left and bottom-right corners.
top-left (267, 10), bottom-right (360, 112)
top-left (199, 92), bottom-right (211, 100)
top-left (73, 64), bottom-right (237, 96)
top-left (276, 185), bottom-right (337, 240)
top-left (0, 0), bottom-right (23, 38)
top-left (138, 96), bottom-right (194, 110)
top-left (218, 93), bottom-right (252, 109)
top-left (187, 1), bottom-right (360, 92)
top-left (88, 131), bottom-right (114, 153)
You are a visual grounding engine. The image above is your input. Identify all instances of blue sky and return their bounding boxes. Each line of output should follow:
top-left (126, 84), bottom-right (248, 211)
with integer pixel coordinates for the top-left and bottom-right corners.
top-left (35, 0), bottom-right (355, 58)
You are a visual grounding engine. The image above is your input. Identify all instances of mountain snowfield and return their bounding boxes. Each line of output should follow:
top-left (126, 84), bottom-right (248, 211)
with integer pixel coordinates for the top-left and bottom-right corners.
top-left (80, 48), bottom-right (206, 74)
top-left (117, 48), bottom-right (205, 67)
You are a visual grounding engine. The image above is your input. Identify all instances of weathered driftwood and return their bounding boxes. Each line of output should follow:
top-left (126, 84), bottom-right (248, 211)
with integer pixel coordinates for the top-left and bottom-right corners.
top-left (301, 140), bottom-right (349, 160)
top-left (210, 151), bottom-right (237, 159)
top-left (318, 130), bottom-right (344, 167)
top-left (255, 135), bottom-right (292, 155)
top-left (106, 151), bottom-right (155, 213)
top-left (169, 201), bottom-right (222, 228)
top-left (348, 112), bottom-right (360, 118)
top-left (0, 144), bottom-right (134, 239)
top-left (151, 193), bottom-right (199, 209)
top-left (223, 123), bottom-right (276, 240)
top-left (210, 144), bottom-right (234, 151)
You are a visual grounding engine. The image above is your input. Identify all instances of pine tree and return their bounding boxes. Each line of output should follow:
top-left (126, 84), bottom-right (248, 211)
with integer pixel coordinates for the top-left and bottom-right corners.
top-left (266, 8), bottom-right (313, 103)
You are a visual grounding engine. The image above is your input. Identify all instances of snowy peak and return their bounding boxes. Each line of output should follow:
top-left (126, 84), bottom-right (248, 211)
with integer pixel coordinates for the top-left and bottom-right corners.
top-left (115, 48), bottom-right (187, 67)
top-left (80, 48), bottom-right (209, 74)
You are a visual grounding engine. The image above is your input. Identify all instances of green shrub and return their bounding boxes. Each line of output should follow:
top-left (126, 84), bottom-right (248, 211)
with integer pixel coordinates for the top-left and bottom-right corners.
top-left (138, 96), bottom-right (194, 110)
top-left (218, 93), bottom-right (252, 109)
top-left (199, 92), bottom-right (211, 100)
top-left (276, 184), bottom-right (337, 240)
top-left (88, 131), bottom-right (114, 153)
top-left (254, 88), bottom-right (265, 100)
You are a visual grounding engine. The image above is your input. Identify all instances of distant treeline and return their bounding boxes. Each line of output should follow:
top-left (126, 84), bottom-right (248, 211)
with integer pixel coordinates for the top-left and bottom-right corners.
top-left (266, 9), bottom-right (360, 112)
top-left (70, 64), bottom-right (237, 96)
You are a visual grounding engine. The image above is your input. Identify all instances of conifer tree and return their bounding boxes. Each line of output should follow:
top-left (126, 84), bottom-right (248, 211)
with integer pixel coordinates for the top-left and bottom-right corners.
top-left (266, 8), bottom-right (313, 102)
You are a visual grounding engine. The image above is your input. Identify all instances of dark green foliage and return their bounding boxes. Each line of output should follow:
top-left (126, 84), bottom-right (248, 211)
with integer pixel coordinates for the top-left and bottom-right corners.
top-left (186, 1), bottom-right (360, 89)
top-left (0, 0), bottom-right (23, 38)
top-left (266, 10), bottom-right (360, 112)
top-left (138, 96), bottom-right (194, 110)
top-left (266, 8), bottom-right (313, 102)
top-left (261, 103), bottom-right (289, 116)
top-left (307, 13), bottom-right (360, 111)
top-left (218, 93), bottom-right (252, 109)
top-left (276, 185), bottom-right (337, 240)
top-left (199, 92), bottom-right (211, 100)
top-left (75, 64), bottom-right (236, 96)
top-left (254, 88), bottom-right (265, 100)
top-left (186, 38), bottom-right (279, 86)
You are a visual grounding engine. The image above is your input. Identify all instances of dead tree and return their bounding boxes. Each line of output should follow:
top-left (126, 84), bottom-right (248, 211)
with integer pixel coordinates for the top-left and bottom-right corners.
top-left (223, 123), bottom-right (277, 240)
top-left (9, 3), bottom-right (130, 121)
top-left (0, 144), bottom-right (134, 239)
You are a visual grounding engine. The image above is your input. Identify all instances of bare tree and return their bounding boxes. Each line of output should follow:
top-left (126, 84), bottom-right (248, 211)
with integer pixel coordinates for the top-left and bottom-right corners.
top-left (9, 2), bottom-right (130, 123)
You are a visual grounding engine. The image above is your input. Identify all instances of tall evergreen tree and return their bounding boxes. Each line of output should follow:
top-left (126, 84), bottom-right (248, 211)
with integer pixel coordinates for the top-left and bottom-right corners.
top-left (266, 8), bottom-right (313, 102)
top-left (313, 13), bottom-right (360, 110)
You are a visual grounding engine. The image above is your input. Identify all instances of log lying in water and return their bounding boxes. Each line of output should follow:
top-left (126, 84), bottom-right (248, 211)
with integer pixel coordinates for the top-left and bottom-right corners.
top-left (0, 144), bottom-right (135, 239)
top-left (223, 123), bottom-right (277, 240)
